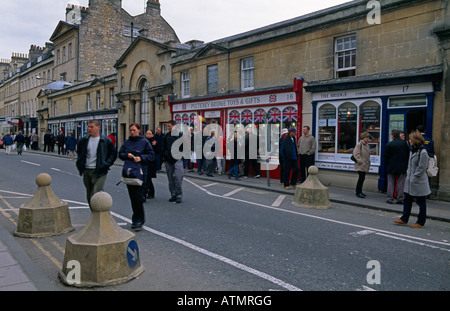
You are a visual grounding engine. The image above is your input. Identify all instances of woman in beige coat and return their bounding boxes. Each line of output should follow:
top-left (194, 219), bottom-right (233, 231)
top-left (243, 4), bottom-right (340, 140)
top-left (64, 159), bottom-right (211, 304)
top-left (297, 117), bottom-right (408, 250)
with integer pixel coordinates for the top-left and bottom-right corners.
top-left (353, 132), bottom-right (371, 198)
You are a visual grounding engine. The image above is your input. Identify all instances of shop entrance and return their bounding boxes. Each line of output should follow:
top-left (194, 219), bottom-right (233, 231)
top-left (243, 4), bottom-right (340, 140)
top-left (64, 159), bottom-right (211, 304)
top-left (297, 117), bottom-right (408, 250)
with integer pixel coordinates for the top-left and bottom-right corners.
top-left (388, 108), bottom-right (426, 140)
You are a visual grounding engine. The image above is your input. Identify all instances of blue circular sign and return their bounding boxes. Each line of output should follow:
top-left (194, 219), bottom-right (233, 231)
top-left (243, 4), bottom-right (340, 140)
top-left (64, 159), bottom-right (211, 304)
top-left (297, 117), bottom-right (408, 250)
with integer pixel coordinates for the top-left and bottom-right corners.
top-left (126, 240), bottom-right (139, 269)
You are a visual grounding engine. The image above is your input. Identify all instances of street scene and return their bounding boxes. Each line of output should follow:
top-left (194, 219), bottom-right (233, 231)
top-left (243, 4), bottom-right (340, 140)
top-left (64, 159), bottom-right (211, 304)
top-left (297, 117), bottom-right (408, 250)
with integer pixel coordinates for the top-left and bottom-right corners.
top-left (1, 0), bottom-right (450, 296)
top-left (0, 149), bottom-right (449, 293)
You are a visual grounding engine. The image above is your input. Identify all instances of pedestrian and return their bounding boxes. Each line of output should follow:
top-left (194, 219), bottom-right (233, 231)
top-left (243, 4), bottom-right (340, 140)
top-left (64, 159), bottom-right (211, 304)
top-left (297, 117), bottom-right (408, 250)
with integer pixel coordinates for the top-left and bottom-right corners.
top-left (154, 126), bottom-right (164, 172)
top-left (25, 134), bottom-right (30, 150)
top-left (31, 132), bottom-right (39, 150)
top-left (394, 131), bottom-right (431, 228)
top-left (197, 128), bottom-right (207, 175)
top-left (353, 132), bottom-right (371, 198)
top-left (56, 130), bottom-right (66, 155)
top-left (14, 131), bottom-right (25, 155)
top-left (384, 129), bottom-right (410, 204)
top-left (205, 130), bottom-right (218, 177)
top-left (144, 129), bottom-right (158, 199)
top-left (244, 128), bottom-right (260, 178)
top-left (279, 128), bottom-right (288, 184)
top-left (76, 119), bottom-right (117, 209)
top-left (227, 131), bottom-right (242, 180)
top-left (3, 132), bottom-right (13, 155)
top-left (66, 132), bottom-right (77, 160)
top-left (216, 133), bottom-right (225, 175)
top-left (297, 125), bottom-right (316, 183)
top-left (50, 132), bottom-right (56, 152)
top-left (162, 120), bottom-right (184, 203)
top-left (107, 132), bottom-right (116, 148)
top-left (282, 127), bottom-right (299, 189)
top-left (44, 130), bottom-right (52, 152)
top-left (119, 123), bottom-right (154, 231)
top-left (184, 127), bottom-right (195, 171)
top-left (416, 125), bottom-right (435, 156)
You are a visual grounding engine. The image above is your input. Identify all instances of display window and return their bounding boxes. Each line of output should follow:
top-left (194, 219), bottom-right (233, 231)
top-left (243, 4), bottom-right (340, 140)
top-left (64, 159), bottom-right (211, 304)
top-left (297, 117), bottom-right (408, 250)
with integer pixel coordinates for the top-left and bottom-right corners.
top-left (316, 99), bottom-right (381, 166)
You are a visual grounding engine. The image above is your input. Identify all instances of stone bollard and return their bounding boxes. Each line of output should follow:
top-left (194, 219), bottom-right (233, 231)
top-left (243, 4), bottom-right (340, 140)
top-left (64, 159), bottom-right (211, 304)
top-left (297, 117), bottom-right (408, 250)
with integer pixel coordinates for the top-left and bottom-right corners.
top-left (291, 166), bottom-right (331, 209)
top-left (59, 191), bottom-right (144, 287)
top-left (15, 173), bottom-right (73, 238)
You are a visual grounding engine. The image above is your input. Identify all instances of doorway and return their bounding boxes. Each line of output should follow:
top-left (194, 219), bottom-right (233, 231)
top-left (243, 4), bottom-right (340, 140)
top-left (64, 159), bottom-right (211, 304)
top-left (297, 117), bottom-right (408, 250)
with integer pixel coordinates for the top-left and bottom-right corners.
top-left (388, 108), bottom-right (426, 140)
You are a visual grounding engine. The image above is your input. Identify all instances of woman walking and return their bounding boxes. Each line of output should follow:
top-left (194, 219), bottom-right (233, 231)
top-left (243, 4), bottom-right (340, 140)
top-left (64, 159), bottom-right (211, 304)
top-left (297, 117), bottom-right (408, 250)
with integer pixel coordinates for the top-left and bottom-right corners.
top-left (227, 131), bottom-right (242, 180)
top-left (119, 123), bottom-right (154, 231)
top-left (394, 131), bottom-right (431, 228)
top-left (353, 132), bottom-right (371, 198)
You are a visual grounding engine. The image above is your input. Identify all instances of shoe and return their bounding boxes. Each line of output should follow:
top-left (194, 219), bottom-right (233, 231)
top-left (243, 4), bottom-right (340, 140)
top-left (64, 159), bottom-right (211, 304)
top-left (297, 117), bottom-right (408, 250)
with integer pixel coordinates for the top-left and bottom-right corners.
top-left (386, 199), bottom-right (396, 204)
top-left (206, 174), bottom-right (213, 177)
top-left (284, 186), bottom-right (290, 190)
top-left (226, 172), bottom-right (231, 179)
top-left (132, 222), bottom-right (143, 231)
top-left (254, 175), bottom-right (260, 178)
top-left (236, 178), bottom-right (241, 181)
top-left (198, 171), bottom-right (203, 175)
top-left (394, 219), bottom-right (407, 225)
top-left (169, 196), bottom-right (176, 202)
top-left (292, 185), bottom-right (296, 189)
top-left (360, 193), bottom-right (367, 198)
top-left (176, 198), bottom-right (182, 204)
top-left (243, 176), bottom-right (248, 178)
top-left (396, 200), bottom-right (404, 204)
top-left (411, 223), bottom-right (424, 228)
top-left (356, 193), bottom-right (365, 198)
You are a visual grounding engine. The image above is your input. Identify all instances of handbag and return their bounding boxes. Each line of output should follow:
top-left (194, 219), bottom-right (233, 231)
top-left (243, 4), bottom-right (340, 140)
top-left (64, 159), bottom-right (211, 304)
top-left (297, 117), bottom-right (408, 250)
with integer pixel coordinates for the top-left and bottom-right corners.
top-left (121, 161), bottom-right (144, 186)
top-left (350, 155), bottom-right (356, 162)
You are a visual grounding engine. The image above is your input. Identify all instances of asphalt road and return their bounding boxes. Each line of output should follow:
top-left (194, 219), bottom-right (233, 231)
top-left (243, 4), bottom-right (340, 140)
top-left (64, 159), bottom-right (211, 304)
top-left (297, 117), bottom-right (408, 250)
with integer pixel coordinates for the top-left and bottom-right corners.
top-left (0, 150), bottom-right (449, 293)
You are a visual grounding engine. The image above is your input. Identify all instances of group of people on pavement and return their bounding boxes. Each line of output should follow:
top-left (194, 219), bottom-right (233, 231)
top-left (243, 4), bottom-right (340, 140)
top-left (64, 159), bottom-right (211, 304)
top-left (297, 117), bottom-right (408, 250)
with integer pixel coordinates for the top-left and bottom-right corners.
top-left (1, 131), bottom-right (26, 155)
top-left (75, 119), bottom-right (182, 232)
top-left (354, 125), bottom-right (435, 228)
top-left (2, 118), bottom-right (436, 229)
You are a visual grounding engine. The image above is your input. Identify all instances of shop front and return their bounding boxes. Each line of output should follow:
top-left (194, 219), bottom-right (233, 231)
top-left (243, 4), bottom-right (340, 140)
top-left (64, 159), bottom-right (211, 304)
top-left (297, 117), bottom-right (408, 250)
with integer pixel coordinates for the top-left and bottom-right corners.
top-left (169, 79), bottom-right (303, 178)
top-left (308, 80), bottom-right (436, 192)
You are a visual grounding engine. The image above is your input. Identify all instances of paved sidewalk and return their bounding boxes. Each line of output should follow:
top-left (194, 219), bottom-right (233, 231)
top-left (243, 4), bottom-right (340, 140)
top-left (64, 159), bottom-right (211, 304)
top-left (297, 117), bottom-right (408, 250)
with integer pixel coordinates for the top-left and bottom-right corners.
top-left (1, 149), bottom-right (449, 290)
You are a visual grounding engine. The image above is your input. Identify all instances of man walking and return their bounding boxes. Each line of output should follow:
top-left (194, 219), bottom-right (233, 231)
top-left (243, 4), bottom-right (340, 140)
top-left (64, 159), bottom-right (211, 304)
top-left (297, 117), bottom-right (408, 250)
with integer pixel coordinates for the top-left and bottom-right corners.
top-left (297, 125), bottom-right (316, 183)
top-left (162, 120), bottom-right (184, 203)
top-left (76, 119), bottom-right (117, 209)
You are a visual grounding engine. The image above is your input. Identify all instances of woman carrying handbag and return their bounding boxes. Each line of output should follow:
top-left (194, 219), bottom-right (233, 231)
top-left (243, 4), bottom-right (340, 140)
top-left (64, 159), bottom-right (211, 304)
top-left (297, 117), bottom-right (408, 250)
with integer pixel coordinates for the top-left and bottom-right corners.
top-left (119, 123), bottom-right (155, 231)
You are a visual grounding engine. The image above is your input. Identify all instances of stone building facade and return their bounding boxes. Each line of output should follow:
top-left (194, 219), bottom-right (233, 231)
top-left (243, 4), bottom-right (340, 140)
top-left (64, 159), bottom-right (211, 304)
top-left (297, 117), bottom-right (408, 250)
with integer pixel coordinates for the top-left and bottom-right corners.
top-left (168, 0), bottom-right (450, 199)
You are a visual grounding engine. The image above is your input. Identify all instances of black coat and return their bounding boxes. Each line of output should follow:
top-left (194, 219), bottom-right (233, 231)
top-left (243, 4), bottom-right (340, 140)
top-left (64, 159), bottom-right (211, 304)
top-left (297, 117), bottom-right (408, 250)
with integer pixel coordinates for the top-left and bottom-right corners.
top-left (384, 138), bottom-right (409, 175)
top-left (76, 134), bottom-right (117, 177)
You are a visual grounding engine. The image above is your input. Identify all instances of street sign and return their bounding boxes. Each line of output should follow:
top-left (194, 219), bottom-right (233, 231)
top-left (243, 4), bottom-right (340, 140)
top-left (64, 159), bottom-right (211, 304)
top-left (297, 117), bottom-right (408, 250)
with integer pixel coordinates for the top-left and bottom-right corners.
top-left (126, 240), bottom-right (139, 269)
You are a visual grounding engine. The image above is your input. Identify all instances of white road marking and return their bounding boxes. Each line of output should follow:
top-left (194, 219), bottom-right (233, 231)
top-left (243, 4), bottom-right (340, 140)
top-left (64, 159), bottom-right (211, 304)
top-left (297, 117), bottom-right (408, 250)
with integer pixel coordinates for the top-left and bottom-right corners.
top-left (20, 160), bottom-right (41, 166)
top-left (203, 183), bottom-right (218, 188)
top-left (184, 178), bottom-right (450, 252)
top-left (272, 195), bottom-right (286, 207)
top-left (223, 187), bottom-right (244, 197)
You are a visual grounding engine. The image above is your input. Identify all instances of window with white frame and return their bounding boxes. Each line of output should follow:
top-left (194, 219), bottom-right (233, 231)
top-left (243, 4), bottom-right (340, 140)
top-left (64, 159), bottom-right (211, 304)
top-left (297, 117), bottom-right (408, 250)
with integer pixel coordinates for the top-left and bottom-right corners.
top-left (110, 88), bottom-right (115, 108)
top-left (207, 65), bottom-right (218, 94)
top-left (181, 71), bottom-right (190, 98)
top-left (96, 91), bottom-right (101, 109)
top-left (335, 35), bottom-right (356, 78)
top-left (241, 57), bottom-right (254, 91)
top-left (87, 94), bottom-right (91, 111)
top-left (140, 79), bottom-right (150, 133)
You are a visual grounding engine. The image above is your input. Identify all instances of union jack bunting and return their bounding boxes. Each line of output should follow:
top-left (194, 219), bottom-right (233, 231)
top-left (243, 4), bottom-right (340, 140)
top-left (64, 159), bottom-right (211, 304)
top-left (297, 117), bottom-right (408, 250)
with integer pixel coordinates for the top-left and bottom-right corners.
top-left (282, 106), bottom-right (298, 122)
top-left (241, 109), bottom-right (253, 123)
top-left (228, 110), bottom-right (240, 124)
top-left (268, 107), bottom-right (282, 123)
top-left (182, 114), bottom-right (189, 125)
top-left (253, 108), bottom-right (265, 123)
top-left (174, 114), bottom-right (182, 124)
top-left (269, 94), bottom-right (277, 103)
top-left (189, 113), bottom-right (196, 125)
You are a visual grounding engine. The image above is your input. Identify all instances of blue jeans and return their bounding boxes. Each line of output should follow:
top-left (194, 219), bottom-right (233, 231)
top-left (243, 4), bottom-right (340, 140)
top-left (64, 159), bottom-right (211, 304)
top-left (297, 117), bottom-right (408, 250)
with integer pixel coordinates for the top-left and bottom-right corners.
top-left (401, 193), bottom-right (427, 226)
top-left (228, 164), bottom-right (239, 179)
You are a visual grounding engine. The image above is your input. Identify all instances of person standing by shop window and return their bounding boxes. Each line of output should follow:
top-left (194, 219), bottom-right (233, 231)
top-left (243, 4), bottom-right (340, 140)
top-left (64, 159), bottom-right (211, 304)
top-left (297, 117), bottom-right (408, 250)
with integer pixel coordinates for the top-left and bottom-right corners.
top-left (394, 131), bottom-right (431, 228)
top-left (353, 132), bottom-right (371, 198)
top-left (162, 120), bottom-right (184, 203)
top-left (282, 127), bottom-right (299, 190)
top-left (119, 123), bottom-right (154, 231)
top-left (384, 130), bottom-right (409, 204)
top-left (297, 125), bottom-right (316, 183)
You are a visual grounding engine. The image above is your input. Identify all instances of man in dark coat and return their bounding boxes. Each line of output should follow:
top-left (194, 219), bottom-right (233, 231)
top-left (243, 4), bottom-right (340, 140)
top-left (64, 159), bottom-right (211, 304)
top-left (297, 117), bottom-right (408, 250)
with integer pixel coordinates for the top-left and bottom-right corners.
top-left (384, 129), bottom-right (410, 204)
top-left (282, 127), bottom-right (299, 190)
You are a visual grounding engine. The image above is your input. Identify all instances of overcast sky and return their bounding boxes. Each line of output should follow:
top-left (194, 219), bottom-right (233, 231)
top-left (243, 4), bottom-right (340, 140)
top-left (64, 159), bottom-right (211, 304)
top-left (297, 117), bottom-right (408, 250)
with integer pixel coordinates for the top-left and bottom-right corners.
top-left (0, 0), bottom-right (351, 61)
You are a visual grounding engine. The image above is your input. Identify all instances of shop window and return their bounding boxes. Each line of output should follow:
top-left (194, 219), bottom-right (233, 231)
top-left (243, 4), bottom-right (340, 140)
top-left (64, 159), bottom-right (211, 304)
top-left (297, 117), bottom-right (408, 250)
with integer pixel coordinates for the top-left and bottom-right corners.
top-left (140, 80), bottom-right (150, 133)
top-left (335, 35), bottom-right (356, 78)
top-left (337, 102), bottom-right (357, 154)
top-left (388, 95), bottom-right (426, 108)
top-left (360, 101), bottom-right (381, 155)
top-left (318, 104), bottom-right (337, 154)
top-left (241, 109), bottom-right (253, 124)
top-left (228, 110), bottom-right (240, 124)
top-left (282, 106), bottom-right (298, 130)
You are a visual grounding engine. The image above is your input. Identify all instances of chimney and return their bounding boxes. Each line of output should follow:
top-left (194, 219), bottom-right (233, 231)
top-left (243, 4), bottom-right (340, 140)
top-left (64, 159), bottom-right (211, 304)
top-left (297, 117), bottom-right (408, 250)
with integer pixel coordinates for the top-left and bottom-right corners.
top-left (146, 0), bottom-right (161, 16)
